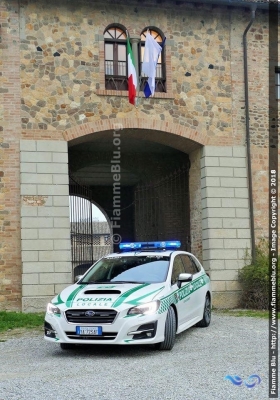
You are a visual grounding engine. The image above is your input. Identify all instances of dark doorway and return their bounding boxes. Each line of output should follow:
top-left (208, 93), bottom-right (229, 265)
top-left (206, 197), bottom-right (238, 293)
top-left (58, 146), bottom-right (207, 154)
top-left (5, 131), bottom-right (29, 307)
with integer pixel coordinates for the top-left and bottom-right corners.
top-left (68, 129), bottom-right (195, 265)
top-left (134, 164), bottom-right (190, 250)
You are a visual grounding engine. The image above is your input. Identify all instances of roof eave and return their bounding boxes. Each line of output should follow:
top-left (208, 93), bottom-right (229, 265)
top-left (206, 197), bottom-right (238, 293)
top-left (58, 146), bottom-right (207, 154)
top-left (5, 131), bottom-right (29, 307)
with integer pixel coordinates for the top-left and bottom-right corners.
top-left (183, 0), bottom-right (272, 10)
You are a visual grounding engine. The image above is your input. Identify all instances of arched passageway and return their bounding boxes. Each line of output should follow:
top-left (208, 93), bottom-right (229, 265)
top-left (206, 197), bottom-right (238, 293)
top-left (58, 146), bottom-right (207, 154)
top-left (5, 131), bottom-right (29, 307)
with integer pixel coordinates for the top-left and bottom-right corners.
top-left (68, 127), bottom-right (202, 262)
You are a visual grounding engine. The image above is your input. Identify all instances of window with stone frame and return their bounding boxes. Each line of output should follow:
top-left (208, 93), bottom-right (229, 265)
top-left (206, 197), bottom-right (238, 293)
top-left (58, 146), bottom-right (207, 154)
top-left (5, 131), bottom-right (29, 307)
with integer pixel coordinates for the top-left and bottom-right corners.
top-left (104, 25), bottom-right (128, 91)
top-left (140, 28), bottom-right (166, 93)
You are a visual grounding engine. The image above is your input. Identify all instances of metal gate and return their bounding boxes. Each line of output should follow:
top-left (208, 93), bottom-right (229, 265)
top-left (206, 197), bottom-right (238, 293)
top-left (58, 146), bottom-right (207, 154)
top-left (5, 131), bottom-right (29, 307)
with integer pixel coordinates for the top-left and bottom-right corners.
top-left (69, 176), bottom-right (112, 278)
top-left (134, 164), bottom-right (191, 251)
top-left (69, 161), bottom-right (190, 277)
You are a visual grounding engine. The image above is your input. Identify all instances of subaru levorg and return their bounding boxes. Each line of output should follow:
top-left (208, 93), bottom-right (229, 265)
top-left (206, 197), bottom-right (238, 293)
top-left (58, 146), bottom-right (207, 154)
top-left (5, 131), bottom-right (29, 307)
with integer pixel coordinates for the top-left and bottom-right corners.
top-left (44, 241), bottom-right (211, 350)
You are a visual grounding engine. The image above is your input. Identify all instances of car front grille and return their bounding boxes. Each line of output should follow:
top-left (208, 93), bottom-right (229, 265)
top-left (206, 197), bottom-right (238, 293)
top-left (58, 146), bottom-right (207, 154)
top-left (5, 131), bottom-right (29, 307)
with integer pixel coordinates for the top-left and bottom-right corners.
top-left (65, 331), bottom-right (118, 341)
top-left (65, 309), bottom-right (118, 324)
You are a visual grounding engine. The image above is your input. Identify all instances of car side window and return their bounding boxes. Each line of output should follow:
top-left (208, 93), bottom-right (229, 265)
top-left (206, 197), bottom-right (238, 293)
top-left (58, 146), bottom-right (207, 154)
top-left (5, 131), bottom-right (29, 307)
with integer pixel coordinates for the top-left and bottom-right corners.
top-left (191, 256), bottom-right (202, 272)
top-left (171, 255), bottom-right (186, 285)
top-left (181, 255), bottom-right (198, 275)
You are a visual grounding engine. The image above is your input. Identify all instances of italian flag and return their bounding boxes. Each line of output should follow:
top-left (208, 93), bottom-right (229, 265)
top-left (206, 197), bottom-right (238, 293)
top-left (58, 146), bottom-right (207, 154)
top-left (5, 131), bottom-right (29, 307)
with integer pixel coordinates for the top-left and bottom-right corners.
top-left (127, 37), bottom-right (137, 106)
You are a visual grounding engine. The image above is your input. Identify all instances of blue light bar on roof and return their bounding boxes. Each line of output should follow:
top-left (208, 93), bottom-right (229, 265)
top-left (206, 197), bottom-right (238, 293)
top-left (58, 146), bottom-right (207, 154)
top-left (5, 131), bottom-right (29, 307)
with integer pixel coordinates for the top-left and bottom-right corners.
top-left (119, 241), bottom-right (181, 252)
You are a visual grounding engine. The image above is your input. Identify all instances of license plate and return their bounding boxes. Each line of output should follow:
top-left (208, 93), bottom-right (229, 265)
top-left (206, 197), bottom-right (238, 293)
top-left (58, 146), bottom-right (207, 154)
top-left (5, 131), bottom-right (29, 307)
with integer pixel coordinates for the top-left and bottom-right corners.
top-left (76, 326), bottom-right (102, 335)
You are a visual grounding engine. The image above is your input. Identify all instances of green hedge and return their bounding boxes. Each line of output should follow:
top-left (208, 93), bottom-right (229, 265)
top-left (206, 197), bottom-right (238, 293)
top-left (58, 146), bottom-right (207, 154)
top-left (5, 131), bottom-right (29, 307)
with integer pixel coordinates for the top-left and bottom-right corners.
top-left (238, 241), bottom-right (279, 310)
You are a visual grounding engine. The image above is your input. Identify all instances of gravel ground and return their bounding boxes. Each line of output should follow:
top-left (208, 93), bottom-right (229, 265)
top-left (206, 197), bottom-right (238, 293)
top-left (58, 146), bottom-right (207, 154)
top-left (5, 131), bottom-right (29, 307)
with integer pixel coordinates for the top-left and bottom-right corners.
top-left (0, 313), bottom-right (273, 400)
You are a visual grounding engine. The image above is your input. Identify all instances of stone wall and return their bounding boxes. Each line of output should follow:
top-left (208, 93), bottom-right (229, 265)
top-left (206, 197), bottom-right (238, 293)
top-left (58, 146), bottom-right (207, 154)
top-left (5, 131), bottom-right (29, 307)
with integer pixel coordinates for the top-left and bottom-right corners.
top-left (0, 0), bottom-right (278, 310)
top-left (230, 10), bottom-right (272, 246)
top-left (20, 0), bottom-right (237, 140)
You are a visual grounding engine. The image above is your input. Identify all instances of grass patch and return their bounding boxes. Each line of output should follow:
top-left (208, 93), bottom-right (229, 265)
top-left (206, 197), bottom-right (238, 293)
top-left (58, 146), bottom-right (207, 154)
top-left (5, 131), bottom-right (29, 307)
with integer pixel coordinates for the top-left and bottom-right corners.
top-left (214, 309), bottom-right (280, 319)
top-left (0, 311), bottom-right (44, 333)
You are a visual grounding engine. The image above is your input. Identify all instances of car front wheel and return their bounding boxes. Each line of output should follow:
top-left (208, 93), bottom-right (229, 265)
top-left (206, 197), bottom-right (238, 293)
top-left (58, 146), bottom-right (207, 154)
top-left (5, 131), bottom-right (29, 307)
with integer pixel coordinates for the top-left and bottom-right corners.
top-left (196, 294), bottom-right (211, 328)
top-left (155, 306), bottom-right (176, 350)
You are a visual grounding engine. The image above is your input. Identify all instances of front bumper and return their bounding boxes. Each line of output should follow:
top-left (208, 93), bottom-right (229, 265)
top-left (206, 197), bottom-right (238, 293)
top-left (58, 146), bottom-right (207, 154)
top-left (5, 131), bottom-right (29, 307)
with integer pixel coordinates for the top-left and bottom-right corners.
top-left (44, 309), bottom-right (167, 345)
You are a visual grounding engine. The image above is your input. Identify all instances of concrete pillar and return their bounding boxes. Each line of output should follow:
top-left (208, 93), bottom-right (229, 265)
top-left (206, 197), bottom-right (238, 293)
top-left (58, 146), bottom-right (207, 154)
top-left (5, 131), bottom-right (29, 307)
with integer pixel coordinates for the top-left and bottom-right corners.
top-left (20, 140), bottom-right (72, 312)
top-left (201, 146), bottom-right (251, 308)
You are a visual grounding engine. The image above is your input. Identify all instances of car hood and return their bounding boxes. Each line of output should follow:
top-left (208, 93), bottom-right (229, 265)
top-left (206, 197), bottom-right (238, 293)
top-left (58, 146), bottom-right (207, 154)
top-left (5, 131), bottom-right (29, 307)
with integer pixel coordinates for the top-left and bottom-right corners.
top-left (51, 282), bottom-right (166, 311)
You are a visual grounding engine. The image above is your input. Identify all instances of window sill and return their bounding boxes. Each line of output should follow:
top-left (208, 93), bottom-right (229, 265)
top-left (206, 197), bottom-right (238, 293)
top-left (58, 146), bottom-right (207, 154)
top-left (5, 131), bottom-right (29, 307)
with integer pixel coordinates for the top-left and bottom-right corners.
top-left (95, 89), bottom-right (174, 100)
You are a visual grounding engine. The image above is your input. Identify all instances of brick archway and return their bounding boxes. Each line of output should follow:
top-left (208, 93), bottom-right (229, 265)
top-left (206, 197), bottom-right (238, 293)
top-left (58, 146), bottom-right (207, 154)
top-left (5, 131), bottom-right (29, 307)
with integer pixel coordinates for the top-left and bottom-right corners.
top-left (62, 118), bottom-right (206, 148)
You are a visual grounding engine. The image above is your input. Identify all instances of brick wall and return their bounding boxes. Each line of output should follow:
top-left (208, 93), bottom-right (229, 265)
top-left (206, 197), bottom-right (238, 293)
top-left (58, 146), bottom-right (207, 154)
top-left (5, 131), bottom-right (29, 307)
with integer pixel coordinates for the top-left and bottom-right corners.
top-left (0, 1), bottom-right (22, 310)
top-left (189, 148), bottom-right (203, 261)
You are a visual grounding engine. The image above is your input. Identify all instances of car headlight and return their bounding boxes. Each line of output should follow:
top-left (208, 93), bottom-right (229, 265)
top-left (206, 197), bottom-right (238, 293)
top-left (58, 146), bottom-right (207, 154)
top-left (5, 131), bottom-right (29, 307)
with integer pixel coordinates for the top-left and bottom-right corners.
top-left (46, 303), bottom-right (61, 315)
top-left (127, 300), bottom-right (160, 316)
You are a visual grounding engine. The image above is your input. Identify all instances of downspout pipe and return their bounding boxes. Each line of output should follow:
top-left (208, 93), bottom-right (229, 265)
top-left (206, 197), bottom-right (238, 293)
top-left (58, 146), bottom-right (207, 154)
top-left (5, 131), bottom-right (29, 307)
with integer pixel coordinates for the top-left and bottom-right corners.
top-left (243, 5), bottom-right (257, 263)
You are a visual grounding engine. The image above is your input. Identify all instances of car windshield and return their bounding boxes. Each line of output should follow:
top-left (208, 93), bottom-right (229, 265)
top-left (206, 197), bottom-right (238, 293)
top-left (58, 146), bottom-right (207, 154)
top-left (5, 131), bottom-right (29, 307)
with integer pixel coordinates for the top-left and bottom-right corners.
top-left (79, 255), bottom-right (170, 284)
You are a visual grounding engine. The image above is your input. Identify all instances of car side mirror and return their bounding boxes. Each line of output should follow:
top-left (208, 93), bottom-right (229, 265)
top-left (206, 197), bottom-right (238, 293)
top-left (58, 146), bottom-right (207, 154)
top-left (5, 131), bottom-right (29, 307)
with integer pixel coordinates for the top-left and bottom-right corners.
top-left (177, 273), bottom-right (192, 289)
top-left (74, 275), bottom-right (83, 283)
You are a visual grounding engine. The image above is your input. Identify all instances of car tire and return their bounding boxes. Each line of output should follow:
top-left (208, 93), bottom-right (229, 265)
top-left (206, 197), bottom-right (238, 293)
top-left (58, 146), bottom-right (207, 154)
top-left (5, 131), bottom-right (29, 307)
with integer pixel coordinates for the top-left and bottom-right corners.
top-left (60, 343), bottom-right (75, 350)
top-left (196, 294), bottom-right (211, 328)
top-left (155, 306), bottom-right (176, 350)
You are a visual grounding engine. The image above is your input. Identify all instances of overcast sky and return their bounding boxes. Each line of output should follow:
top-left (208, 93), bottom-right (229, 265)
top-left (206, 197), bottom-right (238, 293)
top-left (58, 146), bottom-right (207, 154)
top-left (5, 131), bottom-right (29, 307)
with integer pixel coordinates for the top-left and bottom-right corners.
top-left (69, 196), bottom-right (107, 222)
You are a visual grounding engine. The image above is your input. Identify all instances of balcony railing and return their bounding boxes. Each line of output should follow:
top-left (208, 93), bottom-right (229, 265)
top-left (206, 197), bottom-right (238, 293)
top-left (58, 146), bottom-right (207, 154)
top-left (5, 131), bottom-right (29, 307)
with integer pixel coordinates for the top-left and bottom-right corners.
top-left (104, 60), bottom-right (166, 93)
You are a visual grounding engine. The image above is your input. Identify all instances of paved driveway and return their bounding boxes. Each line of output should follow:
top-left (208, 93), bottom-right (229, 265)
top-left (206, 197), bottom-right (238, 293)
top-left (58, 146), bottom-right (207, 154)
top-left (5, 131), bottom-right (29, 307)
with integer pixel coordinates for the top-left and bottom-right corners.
top-left (0, 313), bottom-right (270, 400)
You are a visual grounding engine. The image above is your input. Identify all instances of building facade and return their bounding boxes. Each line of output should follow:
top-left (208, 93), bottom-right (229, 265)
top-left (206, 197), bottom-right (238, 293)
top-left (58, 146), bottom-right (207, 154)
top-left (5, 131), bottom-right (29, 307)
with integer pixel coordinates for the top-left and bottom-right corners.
top-left (0, 0), bottom-right (278, 311)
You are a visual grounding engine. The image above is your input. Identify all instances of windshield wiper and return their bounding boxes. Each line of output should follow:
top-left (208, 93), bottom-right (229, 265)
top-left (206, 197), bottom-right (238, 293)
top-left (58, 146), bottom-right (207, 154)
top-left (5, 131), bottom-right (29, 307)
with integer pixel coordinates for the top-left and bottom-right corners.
top-left (79, 281), bottom-right (109, 284)
top-left (111, 281), bottom-right (144, 284)
top-left (79, 280), bottom-right (144, 285)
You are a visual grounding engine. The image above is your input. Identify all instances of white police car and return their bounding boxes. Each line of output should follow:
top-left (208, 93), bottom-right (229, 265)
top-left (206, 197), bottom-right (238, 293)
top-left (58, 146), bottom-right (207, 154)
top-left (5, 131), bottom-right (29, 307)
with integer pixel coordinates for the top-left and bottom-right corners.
top-left (44, 241), bottom-right (211, 350)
